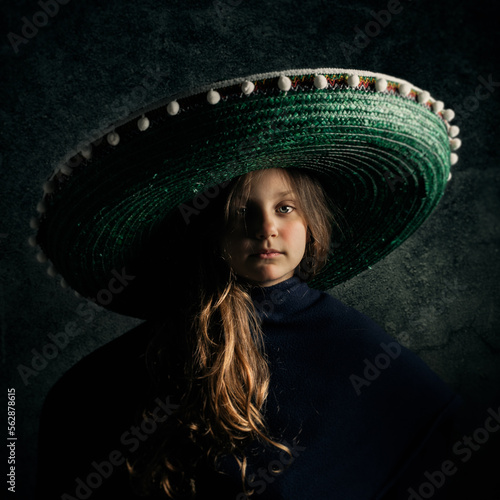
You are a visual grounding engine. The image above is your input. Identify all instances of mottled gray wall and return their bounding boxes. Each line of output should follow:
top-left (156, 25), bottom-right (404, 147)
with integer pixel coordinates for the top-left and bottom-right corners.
top-left (1, 0), bottom-right (499, 498)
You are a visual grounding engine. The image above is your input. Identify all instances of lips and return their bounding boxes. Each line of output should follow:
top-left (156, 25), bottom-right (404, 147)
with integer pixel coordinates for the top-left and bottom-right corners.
top-left (251, 249), bottom-right (283, 258)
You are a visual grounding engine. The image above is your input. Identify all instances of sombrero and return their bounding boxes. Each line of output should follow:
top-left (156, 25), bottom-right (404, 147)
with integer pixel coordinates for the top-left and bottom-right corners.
top-left (30, 68), bottom-right (461, 318)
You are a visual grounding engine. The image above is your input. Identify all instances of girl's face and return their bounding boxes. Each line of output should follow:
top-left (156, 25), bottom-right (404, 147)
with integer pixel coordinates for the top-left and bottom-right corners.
top-left (221, 168), bottom-right (308, 287)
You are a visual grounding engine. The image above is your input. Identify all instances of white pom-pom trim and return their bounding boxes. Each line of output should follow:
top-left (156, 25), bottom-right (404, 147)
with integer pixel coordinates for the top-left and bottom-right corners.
top-left (47, 265), bottom-right (57, 277)
top-left (28, 235), bottom-right (37, 247)
top-left (43, 181), bottom-right (55, 194)
top-left (398, 83), bottom-right (411, 97)
top-left (278, 75), bottom-right (292, 91)
top-left (448, 125), bottom-right (460, 138)
top-left (450, 138), bottom-right (462, 151)
top-left (450, 153), bottom-right (459, 165)
top-left (241, 80), bottom-right (255, 95)
top-left (107, 131), bottom-right (120, 146)
top-left (447, 172), bottom-right (452, 182)
top-left (167, 101), bottom-right (180, 116)
top-left (36, 201), bottom-right (47, 214)
top-left (36, 252), bottom-right (48, 263)
top-left (442, 109), bottom-right (455, 122)
top-left (314, 74), bottom-right (328, 89)
top-left (80, 145), bottom-right (92, 159)
top-left (375, 78), bottom-right (387, 92)
top-left (60, 279), bottom-right (69, 289)
top-left (60, 164), bottom-right (74, 176)
top-left (418, 91), bottom-right (430, 104)
top-left (137, 115), bottom-right (150, 131)
top-left (29, 217), bottom-right (39, 230)
top-left (347, 74), bottom-right (360, 88)
top-left (432, 100), bottom-right (444, 113)
top-left (207, 89), bottom-right (221, 105)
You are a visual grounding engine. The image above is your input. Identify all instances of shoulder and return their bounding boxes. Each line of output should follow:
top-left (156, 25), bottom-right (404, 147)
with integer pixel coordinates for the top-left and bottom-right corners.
top-left (284, 285), bottom-right (459, 406)
top-left (299, 286), bottom-right (395, 349)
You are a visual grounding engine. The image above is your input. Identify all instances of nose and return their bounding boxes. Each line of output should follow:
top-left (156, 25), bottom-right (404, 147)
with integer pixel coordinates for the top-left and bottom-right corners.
top-left (251, 209), bottom-right (278, 240)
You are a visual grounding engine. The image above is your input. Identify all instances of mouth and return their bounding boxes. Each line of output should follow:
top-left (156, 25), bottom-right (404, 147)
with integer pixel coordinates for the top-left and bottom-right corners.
top-left (251, 249), bottom-right (283, 259)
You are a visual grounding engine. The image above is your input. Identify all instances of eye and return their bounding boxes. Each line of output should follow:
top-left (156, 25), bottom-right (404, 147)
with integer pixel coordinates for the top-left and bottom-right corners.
top-left (236, 207), bottom-right (247, 216)
top-left (277, 205), bottom-right (294, 214)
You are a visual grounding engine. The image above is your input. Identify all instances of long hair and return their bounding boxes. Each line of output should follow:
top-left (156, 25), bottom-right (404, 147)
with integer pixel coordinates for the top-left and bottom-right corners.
top-left (127, 168), bottom-right (337, 498)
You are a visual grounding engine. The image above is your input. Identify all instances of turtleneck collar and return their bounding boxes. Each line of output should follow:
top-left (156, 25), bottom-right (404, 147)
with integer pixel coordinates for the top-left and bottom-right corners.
top-left (249, 276), bottom-right (321, 323)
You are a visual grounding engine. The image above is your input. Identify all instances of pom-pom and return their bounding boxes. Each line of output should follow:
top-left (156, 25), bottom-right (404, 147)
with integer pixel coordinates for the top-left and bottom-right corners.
top-left (80, 145), bottom-right (92, 159)
top-left (314, 74), bottom-right (328, 89)
top-left (241, 80), bottom-right (255, 95)
top-left (450, 153), bottom-right (459, 165)
top-left (29, 217), bottom-right (39, 230)
top-left (60, 163), bottom-right (73, 176)
top-left (450, 138), bottom-right (462, 151)
top-left (47, 265), bottom-right (57, 277)
top-left (28, 235), bottom-right (37, 247)
top-left (375, 78), bottom-right (387, 92)
top-left (347, 74), bottom-right (360, 88)
top-left (107, 131), bottom-right (120, 146)
top-left (417, 91), bottom-right (430, 104)
top-left (448, 125), bottom-right (460, 138)
top-left (137, 115), bottom-right (150, 131)
top-left (167, 101), bottom-right (180, 115)
top-left (36, 201), bottom-right (46, 214)
top-left (36, 251), bottom-right (48, 263)
top-left (398, 83), bottom-right (411, 97)
top-left (60, 279), bottom-right (68, 289)
top-left (442, 109), bottom-right (455, 122)
top-left (432, 100), bottom-right (444, 113)
top-left (447, 172), bottom-right (452, 182)
top-left (43, 181), bottom-right (55, 194)
top-left (278, 75), bottom-right (292, 91)
top-left (207, 89), bottom-right (221, 105)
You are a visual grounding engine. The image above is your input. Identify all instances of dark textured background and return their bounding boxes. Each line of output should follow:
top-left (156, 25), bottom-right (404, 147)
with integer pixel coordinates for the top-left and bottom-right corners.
top-left (1, 0), bottom-right (499, 498)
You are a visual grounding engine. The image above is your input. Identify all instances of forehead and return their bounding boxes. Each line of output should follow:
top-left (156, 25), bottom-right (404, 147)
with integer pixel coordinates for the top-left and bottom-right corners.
top-left (246, 168), bottom-right (294, 193)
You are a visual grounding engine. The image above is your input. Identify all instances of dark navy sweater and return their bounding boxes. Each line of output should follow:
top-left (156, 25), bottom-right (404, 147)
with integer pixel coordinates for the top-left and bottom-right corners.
top-left (221, 276), bottom-right (462, 499)
top-left (36, 277), bottom-right (462, 499)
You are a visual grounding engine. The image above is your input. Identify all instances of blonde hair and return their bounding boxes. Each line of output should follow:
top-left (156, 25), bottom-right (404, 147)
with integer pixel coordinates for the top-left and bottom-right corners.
top-left (127, 168), bottom-right (337, 498)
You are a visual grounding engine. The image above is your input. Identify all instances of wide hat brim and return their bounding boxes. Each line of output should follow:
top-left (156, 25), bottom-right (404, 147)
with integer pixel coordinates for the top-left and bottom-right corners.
top-left (33, 68), bottom-right (460, 318)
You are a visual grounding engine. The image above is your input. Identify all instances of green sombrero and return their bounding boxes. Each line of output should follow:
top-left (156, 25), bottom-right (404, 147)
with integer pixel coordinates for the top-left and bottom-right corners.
top-left (31, 68), bottom-right (461, 318)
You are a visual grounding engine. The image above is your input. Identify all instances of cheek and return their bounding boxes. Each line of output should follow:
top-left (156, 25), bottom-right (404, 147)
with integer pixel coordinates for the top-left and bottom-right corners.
top-left (283, 222), bottom-right (308, 253)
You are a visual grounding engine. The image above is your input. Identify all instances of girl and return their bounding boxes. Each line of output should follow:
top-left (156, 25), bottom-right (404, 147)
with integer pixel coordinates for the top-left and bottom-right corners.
top-left (34, 69), bottom-right (462, 499)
